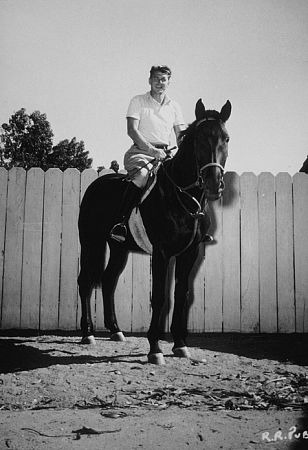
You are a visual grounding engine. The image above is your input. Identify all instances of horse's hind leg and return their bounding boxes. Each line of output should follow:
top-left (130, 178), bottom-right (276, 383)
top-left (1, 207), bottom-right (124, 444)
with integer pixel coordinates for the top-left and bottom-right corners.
top-left (78, 267), bottom-right (96, 345)
top-left (101, 243), bottom-right (129, 341)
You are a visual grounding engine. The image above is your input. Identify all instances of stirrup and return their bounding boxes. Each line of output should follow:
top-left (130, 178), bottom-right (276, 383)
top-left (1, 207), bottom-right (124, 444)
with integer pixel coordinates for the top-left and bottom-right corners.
top-left (110, 223), bottom-right (127, 243)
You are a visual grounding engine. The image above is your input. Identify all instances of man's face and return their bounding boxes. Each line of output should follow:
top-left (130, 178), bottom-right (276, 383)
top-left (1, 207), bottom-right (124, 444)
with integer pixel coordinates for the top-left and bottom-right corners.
top-left (149, 71), bottom-right (170, 95)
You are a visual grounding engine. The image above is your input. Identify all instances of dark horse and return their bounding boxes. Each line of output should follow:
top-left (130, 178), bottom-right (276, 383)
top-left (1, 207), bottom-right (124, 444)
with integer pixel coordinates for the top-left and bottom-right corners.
top-left (78, 99), bottom-right (231, 364)
top-left (300, 155), bottom-right (308, 173)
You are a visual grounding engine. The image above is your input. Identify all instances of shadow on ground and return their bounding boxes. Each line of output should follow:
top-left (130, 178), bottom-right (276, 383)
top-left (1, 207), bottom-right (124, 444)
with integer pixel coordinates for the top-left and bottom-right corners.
top-left (0, 332), bottom-right (307, 374)
top-left (0, 336), bottom-right (146, 374)
top-left (188, 333), bottom-right (308, 366)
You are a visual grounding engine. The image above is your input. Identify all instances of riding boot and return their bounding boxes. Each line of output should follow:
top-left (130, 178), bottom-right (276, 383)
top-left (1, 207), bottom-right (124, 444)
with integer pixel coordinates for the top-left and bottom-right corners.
top-left (110, 182), bottom-right (142, 243)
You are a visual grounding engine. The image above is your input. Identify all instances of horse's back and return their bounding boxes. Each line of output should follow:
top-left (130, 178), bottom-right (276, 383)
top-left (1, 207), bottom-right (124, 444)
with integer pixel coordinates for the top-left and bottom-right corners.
top-left (79, 173), bottom-right (128, 240)
top-left (81, 173), bottom-right (126, 201)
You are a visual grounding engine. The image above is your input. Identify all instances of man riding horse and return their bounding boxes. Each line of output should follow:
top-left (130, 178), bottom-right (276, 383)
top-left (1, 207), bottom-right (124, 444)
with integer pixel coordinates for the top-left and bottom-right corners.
top-left (78, 66), bottom-right (231, 364)
top-left (110, 65), bottom-right (189, 242)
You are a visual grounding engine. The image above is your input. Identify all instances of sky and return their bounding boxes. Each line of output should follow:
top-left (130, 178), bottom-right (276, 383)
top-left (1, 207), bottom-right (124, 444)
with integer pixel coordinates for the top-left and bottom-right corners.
top-left (1, 0), bottom-right (308, 174)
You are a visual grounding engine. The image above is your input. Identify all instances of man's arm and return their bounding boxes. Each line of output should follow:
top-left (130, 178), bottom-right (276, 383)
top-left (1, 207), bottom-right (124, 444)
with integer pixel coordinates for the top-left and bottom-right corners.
top-left (127, 117), bottom-right (166, 160)
top-left (174, 124), bottom-right (186, 146)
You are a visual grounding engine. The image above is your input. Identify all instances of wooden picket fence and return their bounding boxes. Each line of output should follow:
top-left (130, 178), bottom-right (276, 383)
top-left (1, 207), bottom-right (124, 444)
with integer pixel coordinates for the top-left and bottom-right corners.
top-left (0, 167), bottom-right (307, 333)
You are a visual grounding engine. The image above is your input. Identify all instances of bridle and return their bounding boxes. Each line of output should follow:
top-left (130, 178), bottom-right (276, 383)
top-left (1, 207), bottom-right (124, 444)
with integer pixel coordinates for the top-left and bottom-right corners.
top-left (181, 117), bottom-right (225, 192)
top-left (161, 116), bottom-right (226, 220)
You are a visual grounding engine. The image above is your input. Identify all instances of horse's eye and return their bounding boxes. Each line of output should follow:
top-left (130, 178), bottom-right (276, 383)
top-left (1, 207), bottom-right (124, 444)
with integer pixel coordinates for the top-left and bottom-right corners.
top-left (225, 137), bottom-right (230, 143)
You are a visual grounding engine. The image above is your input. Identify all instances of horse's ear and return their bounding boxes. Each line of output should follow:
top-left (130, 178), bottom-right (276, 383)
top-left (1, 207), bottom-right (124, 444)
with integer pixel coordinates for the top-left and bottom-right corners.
top-left (220, 100), bottom-right (231, 122)
top-left (195, 99), bottom-right (206, 121)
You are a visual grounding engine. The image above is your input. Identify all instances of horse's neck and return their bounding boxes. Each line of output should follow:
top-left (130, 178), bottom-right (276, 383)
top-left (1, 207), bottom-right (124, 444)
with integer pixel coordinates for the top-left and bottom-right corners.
top-left (169, 135), bottom-right (198, 190)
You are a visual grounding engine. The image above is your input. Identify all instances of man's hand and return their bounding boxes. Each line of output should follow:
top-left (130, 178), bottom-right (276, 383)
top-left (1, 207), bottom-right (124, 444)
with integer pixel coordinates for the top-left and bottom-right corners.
top-left (152, 147), bottom-right (167, 160)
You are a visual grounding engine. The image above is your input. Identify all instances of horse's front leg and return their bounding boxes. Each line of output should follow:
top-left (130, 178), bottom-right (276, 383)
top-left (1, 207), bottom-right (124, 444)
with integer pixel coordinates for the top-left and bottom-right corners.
top-left (171, 244), bottom-right (200, 358)
top-left (147, 248), bottom-right (169, 365)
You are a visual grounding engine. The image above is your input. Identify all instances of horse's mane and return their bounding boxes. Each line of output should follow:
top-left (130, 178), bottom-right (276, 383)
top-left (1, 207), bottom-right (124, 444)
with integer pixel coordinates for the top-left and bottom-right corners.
top-left (179, 109), bottom-right (221, 140)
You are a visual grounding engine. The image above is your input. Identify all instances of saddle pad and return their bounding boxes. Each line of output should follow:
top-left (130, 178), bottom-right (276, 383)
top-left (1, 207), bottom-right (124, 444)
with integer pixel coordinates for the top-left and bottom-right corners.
top-left (128, 174), bottom-right (157, 254)
top-left (129, 208), bottom-right (153, 254)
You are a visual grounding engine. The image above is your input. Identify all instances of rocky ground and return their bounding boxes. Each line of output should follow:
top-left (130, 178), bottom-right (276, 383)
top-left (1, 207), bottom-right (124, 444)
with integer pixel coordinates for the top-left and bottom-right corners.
top-left (0, 333), bottom-right (307, 449)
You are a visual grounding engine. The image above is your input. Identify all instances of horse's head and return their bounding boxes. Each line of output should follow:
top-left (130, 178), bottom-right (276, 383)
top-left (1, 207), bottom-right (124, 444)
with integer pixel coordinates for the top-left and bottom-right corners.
top-left (193, 99), bottom-right (231, 200)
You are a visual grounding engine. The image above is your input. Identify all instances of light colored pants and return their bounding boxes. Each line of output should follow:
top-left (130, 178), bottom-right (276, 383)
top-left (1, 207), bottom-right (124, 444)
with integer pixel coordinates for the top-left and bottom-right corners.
top-left (124, 145), bottom-right (155, 188)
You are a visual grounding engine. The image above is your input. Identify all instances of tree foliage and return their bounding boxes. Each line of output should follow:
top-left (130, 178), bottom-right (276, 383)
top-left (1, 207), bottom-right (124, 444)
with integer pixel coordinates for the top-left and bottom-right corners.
top-left (0, 108), bottom-right (92, 171)
top-left (49, 138), bottom-right (92, 171)
top-left (0, 108), bottom-right (53, 170)
top-left (109, 160), bottom-right (119, 173)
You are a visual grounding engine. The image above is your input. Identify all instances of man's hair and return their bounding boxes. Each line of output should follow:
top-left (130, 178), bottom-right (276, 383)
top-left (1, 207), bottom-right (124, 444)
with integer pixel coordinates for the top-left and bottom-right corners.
top-left (150, 65), bottom-right (172, 78)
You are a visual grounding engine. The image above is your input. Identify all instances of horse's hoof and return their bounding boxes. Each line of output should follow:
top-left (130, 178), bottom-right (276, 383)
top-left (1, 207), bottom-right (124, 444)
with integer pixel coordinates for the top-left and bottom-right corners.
top-left (172, 346), bottom-right (191, 358)
top-left (110, 331), bottom-right (126, 342)
top-left (148, 353), bottom-right (166, 365)
top-left (80, 335), bottom-right (96, 345)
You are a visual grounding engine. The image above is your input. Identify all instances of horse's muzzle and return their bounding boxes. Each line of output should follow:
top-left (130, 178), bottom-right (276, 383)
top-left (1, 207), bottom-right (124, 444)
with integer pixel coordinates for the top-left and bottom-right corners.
top-left (200, 162), bottom-right (225, 201)
top-left (204, 178), bottom-right (225, 201)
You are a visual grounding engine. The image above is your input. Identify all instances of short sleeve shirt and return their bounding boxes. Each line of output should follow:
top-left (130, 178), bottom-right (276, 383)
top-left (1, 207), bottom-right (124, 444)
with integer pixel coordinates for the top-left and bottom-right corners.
top-left (126, 92), bottom-right (185, 145)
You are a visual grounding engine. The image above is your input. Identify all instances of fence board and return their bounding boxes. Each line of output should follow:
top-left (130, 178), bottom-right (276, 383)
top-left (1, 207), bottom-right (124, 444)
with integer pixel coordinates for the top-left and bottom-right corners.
top-left (222, 172), bottom-right (241, 332)
top-left (258, 173), bottom-right (277, 332)
top-left (21, 169), bottom-right (44, 328)
top-left (115, 252), bottom-right (133, 332)
top-left (1, 168), bottom-right (26, 328)
top-left (59, 169), bottom-right (80, 329)
top-left (293, 173), bottom-right (308, 332)
top-left (132, 253), bottom-right (151, 332)
top-left (40, 169), bottom-right (63, 329)
top-left (240, 173), bottom-right (259, 332)
top-left (276, 173), bottom-right (295, 332)
top-left (0, 168), bottom-right (8, 325)
top-left (188, 246), bottom-right (205, 333)
top-left (204, 199), bottom-right (223, 332)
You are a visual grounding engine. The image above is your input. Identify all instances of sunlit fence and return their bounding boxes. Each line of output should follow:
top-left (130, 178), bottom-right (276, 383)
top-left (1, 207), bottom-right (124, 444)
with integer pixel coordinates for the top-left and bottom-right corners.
top-left (0, 167), bottom-right (307, 333)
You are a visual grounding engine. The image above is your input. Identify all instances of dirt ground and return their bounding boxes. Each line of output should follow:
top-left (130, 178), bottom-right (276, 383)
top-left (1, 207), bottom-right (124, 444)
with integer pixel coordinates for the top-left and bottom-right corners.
top-left (0, 333), bottom-right (307, 450)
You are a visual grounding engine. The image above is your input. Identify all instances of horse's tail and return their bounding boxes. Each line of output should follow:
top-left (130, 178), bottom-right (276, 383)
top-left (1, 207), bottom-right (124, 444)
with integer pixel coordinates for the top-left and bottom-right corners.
top-left (78, 240), bottom-right (107, 288)
top-left (78, 173), bottom-right (126, 288)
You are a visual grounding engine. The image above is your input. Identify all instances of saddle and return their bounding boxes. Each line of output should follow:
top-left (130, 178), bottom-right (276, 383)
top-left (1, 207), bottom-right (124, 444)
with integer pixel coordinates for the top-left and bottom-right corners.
top-left (127, 161), bottom-right (208, 253)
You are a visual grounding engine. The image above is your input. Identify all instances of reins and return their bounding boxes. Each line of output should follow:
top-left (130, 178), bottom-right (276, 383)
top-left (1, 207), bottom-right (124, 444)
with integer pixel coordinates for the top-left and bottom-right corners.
top-left (180, 161), bottom-right (225, 192)
top-left (125, 115), bottom-right (225, 231)
top-left (157, 116), bottom-right (225, 219)
top-left (160, 164), bottom-right (207, 220)
top-left (125, 147), bottom-right (176, 181)
top-left (160, 163), bottom-right (205, 256)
